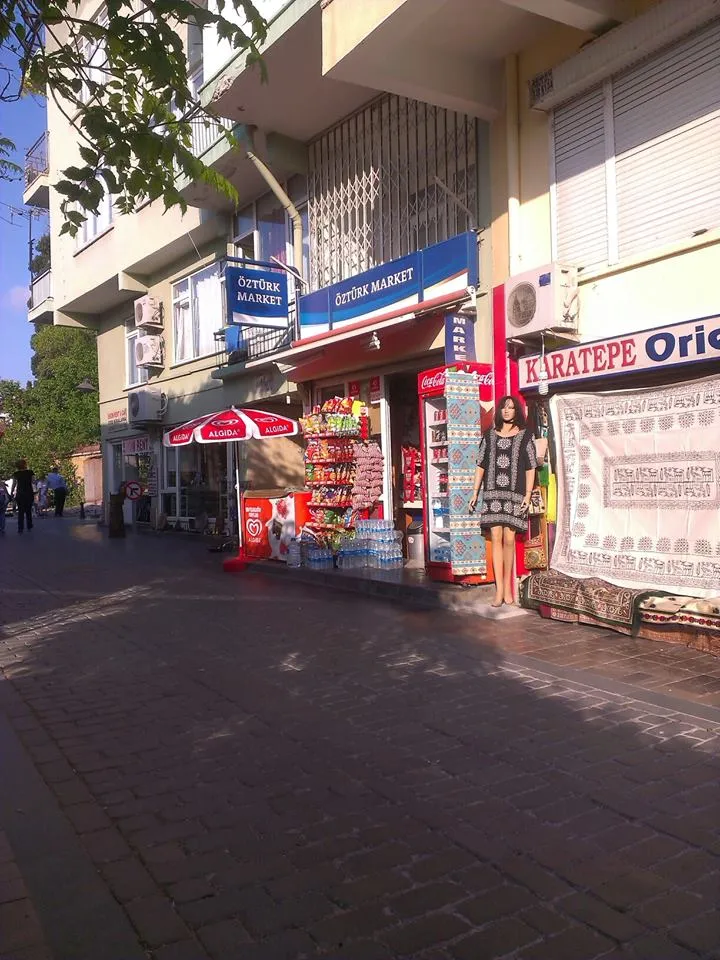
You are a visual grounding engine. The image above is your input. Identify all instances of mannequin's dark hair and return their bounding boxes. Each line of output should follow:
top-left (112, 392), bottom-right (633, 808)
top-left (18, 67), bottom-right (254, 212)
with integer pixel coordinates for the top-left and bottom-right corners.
top-left (494, 395), bottom-right (527, 430)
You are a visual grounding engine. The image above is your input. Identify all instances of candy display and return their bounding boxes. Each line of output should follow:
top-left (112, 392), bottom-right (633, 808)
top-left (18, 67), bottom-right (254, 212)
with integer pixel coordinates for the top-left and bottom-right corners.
top-left (351, 441), bottom-right (383, 512)
top-left (301, 396), bottom-right (384, 549)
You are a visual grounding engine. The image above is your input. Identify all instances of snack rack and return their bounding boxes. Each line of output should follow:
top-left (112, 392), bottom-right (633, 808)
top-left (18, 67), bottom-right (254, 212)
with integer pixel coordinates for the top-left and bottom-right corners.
top-left (301, 404), bottom-right (363, 547)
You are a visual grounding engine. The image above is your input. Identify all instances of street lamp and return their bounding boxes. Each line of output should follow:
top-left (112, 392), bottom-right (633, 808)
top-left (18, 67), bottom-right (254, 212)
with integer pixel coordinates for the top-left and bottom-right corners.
top-left (76, 378), bottom-right (97, 393)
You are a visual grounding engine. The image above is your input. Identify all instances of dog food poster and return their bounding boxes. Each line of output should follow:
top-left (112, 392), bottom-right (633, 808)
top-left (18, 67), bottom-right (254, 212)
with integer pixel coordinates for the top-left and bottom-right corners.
top-left (243, 494), bottom-right (310, 561)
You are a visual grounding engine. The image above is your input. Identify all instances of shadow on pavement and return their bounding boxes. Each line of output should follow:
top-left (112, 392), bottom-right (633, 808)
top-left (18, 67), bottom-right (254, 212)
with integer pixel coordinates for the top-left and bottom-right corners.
top-left (0, 522), bottom-right (719, 960)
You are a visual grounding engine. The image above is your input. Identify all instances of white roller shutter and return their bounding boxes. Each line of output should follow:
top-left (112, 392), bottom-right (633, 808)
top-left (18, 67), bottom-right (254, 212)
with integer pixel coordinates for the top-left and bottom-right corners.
top-left (553, 87), bottom-right (608, 268)
top-left (613, 19), bottom-right (720, 259)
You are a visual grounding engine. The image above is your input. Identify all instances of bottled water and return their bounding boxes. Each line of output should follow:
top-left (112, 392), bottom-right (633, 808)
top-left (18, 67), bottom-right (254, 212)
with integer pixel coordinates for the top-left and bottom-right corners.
top-left (287, 540), bottom-right (301, 568)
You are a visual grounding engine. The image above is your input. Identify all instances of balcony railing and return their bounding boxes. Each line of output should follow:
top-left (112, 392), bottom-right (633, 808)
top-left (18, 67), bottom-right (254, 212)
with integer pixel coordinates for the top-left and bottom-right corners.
top-left (25, 132), bottom-right (49, 189)
top-left (215, 323), bottom-right (293, 369)
top-left (190, 112), bottom-right (233, 158)
top-left (30, 269), bottom-right (52, 308)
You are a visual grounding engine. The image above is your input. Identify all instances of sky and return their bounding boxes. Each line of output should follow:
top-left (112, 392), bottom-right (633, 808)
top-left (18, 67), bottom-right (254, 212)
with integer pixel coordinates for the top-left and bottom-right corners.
top-left (0, 94), bottom-right (48, 384)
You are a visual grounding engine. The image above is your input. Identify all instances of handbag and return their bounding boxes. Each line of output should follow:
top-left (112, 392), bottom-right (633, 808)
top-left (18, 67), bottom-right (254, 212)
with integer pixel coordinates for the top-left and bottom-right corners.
top-left (524, 515), bottom-right (548, 570)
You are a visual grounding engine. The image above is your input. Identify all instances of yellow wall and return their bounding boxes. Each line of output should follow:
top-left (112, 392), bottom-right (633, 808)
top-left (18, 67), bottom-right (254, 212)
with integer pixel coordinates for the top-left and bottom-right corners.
top-left (492, 0), bottom-right (720, 342)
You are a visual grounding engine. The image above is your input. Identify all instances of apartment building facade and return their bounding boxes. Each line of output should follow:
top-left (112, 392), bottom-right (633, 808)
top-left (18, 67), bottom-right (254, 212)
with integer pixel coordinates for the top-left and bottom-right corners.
top-left (28, 0), bottom-right (720, 542)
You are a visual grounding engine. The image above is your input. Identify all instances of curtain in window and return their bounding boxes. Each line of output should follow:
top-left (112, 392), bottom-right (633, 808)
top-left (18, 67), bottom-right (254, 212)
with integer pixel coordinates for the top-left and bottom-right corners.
top-left (194, 265), bottom-right (222, 358)
top-left (174, 299), bottom-right (192, 363)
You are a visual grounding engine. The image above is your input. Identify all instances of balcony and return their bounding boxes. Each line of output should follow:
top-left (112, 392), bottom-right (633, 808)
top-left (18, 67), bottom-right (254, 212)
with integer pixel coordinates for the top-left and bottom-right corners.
top-left (28, 269), bottom-right (53, 325)
top-left (23, 132), bottom-right (50, 208)
top-left (189, 112), bottom-right (233, 159)
top-left (212, 323), bottom-right (294, 381)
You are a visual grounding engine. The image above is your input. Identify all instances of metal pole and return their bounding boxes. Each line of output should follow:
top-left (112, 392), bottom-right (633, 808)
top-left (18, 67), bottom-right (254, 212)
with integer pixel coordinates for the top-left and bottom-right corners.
top-left (245, 151), bottom-right (303, 281)
top-left (235, 441), bottom-right (243, 552)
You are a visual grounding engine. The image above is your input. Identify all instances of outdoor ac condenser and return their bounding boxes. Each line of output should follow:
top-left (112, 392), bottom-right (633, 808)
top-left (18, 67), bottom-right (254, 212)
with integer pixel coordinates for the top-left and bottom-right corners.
top-left (135, 335), bottom-right (164, 368)
top-left (505, 263), bottom-right (579, 339)
top-left (134, 294), bottom-right (163, 328)
top-left (128, 388), bottom-right (163, 424)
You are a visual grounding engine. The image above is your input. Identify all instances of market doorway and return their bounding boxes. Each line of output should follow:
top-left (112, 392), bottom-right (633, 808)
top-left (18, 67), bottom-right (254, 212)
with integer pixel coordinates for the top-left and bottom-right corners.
top-left (387, 371), bottom-right (423, 551)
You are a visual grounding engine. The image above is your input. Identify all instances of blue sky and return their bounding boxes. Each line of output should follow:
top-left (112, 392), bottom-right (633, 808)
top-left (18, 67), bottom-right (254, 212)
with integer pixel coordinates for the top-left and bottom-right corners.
top-left (0, 95), bottom-right (47, 384)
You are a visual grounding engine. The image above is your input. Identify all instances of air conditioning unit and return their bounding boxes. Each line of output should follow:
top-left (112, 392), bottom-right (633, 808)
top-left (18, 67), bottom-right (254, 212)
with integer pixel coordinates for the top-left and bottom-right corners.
top-left (128, 387), bottom-right (163, 424)
top-left (134, 294), bottom-right (162, 328)
top-left (505, 263), bottom-right (579, 339)
top-left (135, 335), bottom-right (164, 368)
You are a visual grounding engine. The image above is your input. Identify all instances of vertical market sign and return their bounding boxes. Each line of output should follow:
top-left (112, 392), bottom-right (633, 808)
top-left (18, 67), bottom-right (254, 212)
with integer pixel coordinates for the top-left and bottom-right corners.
top-left (225, 266), bottom-right (289, 330)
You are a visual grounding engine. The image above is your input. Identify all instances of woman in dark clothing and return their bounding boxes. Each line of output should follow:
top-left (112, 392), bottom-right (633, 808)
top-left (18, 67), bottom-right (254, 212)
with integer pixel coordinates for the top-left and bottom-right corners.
top-left (11, 459), bottom-right (35, 534)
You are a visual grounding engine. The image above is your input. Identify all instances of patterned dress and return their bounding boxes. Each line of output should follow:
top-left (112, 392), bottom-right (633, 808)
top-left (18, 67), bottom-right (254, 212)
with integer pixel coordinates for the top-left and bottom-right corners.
top-left (477, 429), bottom-right (538, 533)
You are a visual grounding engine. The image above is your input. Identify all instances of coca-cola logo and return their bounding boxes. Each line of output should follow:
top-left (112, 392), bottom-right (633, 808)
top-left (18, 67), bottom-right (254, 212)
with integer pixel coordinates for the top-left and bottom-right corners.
top-left (477, 371), bottom-right (494, 385)
top-left (420, 371), bottom-right (445, 392)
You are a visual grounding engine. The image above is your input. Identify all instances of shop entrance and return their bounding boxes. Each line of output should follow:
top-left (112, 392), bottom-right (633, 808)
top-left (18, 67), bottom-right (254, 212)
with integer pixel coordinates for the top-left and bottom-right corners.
top-left (386, 372), bottom-right (423, 551)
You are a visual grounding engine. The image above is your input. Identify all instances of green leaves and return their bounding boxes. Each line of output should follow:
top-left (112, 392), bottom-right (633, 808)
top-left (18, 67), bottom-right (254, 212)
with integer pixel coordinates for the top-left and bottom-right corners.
top-left (1, 0), bottom-right (269, 226)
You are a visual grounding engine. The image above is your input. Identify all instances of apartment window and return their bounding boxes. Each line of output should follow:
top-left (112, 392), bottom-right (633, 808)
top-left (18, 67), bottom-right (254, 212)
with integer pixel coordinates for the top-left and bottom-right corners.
top-left (75, 183), bottom-right (114, 248)
top-left (126, 323), bottom-right (149, 387)
top-left (172, 262), bottom-right (223, 363)
top-left (79, 7), bottom-right (108, 104)
top-left (232, 184), bottom-right (310, 274)
top-left (552, 19), bottom-right (720, 269)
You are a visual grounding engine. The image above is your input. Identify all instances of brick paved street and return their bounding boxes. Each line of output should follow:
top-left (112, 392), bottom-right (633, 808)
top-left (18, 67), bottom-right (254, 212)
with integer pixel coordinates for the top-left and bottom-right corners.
top-left (1, 521), bottom-right (719, 960)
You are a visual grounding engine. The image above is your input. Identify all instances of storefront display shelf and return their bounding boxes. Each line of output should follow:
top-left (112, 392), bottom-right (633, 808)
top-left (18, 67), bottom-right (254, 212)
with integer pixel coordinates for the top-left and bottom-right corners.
top-left (304, 433), bottom-right (360, 440)
top-left (429, 440), bottom-right (448, 448)
top-left (306, 458), bottom-right (354, 465)
top-left (431, 458), bottom-right (449, 466)
top-left (307, 481), bottom-right (354, 487)
top-left (310, 502), bottom-right (353, 509)
top-left (306, 521), bottom-right (354, 531)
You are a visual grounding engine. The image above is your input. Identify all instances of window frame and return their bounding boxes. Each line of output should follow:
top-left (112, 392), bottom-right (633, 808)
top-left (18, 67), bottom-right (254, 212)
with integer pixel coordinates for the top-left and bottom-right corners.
top-left (125, 322), bottom-right (149, 388)
top-left (171, 261), bottom-right (223, 366)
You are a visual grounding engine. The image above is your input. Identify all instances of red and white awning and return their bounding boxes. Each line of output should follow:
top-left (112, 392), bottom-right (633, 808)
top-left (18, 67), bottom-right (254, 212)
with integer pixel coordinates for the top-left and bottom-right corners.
top-left (163, 407), bottom-right (298, 447)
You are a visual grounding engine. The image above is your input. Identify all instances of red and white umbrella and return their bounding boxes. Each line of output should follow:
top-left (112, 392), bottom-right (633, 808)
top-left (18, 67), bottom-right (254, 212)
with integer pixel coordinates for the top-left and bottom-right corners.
top-left (162, 406), bottom-right (299, 572)
top-left (163, 407), bottom-right (298, 447)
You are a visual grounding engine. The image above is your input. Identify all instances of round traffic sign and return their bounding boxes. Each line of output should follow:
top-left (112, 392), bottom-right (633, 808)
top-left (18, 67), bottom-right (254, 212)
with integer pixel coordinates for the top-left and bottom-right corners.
top-left (125, 480), bottom-right (143, 501)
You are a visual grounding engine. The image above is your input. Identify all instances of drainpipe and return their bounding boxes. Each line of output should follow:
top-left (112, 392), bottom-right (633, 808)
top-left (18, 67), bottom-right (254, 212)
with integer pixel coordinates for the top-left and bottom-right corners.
top-left (505, 54), bottom-right (521, 276)
top-left (246, 151), bottom-right (303, 282)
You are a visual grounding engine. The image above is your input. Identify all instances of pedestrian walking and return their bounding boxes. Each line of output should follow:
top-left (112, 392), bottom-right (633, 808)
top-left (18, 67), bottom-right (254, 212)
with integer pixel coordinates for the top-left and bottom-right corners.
top-left (10, 459), bottom-right (35, 534)
top-left (0, 480), bottom-right (9, 535)
top-left (37, 476), bottom-right (49, 518)
top-left (469, 396), bottom-right (537, 607)
top-left (47, 466), bottom-right (68, 517)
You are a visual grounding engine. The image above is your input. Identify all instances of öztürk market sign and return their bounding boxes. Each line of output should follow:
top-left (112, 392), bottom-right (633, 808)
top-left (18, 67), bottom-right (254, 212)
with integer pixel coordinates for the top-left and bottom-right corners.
top-left (519, 315), bottom-right (720, 390)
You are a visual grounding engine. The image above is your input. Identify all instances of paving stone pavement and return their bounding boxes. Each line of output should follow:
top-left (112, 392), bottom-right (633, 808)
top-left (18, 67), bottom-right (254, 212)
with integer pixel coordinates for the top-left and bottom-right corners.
top-left (0, 521), bottom-right (719, 960)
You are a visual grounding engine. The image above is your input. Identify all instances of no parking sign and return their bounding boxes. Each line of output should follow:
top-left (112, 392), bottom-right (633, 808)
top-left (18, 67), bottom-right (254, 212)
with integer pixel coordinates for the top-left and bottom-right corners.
top-left (124, 480), bottom-right (143, 501)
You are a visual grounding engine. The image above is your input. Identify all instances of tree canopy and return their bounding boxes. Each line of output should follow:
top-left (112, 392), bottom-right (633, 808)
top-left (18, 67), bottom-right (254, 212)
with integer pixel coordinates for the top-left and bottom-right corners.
top-left (0, 326), bottom-right (99, 482)
top-left (0, 0), bottom-right (267, 234)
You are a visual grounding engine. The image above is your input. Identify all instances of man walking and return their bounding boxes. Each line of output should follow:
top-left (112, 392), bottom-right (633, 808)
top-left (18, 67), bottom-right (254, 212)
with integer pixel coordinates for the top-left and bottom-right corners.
top-left (47, 466), bottom-right (68, 517)
top-left (10, 460), bottom-right (35, 534)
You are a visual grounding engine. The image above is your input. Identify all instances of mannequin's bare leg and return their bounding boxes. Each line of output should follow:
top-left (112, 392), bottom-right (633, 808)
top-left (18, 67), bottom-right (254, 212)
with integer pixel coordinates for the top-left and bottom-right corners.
top-left (490, 526), bottom-right (504, 606)
top-left (502, 526), bottom-right (517, 604)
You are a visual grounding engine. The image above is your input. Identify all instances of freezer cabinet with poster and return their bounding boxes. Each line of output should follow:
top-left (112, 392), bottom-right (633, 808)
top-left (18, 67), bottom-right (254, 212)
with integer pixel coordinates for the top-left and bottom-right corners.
top-left (418, 363), bottom-right (495, 584)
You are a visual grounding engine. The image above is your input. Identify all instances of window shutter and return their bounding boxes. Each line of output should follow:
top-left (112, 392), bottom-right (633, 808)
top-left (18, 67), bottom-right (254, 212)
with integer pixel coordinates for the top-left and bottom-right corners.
top-left (613, 19), bottom-right (720, 260)
top-left (553, 87), bottom-right (608, 267)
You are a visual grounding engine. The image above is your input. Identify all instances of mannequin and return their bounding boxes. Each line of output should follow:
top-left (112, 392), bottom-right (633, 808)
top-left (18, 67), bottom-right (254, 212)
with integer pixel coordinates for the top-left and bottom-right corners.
top-left (469, 395), bottom-right (537, 607)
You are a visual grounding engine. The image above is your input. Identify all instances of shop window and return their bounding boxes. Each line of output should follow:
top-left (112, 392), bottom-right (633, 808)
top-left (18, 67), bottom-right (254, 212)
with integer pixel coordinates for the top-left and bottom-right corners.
top-left (162, 442), bottom-right (229, 524)
top-left (172, 262), bottom-right (223, 363)
top-left (125, 322), bottom-right (149, 387)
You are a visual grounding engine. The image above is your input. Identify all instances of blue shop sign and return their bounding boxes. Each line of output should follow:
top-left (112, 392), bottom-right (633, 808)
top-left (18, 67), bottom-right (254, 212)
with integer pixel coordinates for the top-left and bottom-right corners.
top-left (445, 313), bottom-right (477, 363)
top-left (226, 266), bottom-right (289, 329)
top-left (300, 232), bottom-right (478, 337)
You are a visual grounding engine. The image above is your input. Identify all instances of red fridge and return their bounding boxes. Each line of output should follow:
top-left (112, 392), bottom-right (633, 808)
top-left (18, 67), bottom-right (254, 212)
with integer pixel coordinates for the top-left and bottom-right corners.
top-left (417, 362), bottom-right (495, 584)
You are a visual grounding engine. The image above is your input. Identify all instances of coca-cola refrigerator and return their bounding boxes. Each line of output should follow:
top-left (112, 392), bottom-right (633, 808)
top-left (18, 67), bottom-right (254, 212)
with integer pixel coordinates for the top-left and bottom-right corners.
top-left (418, 362), bottom-right (495, 584)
